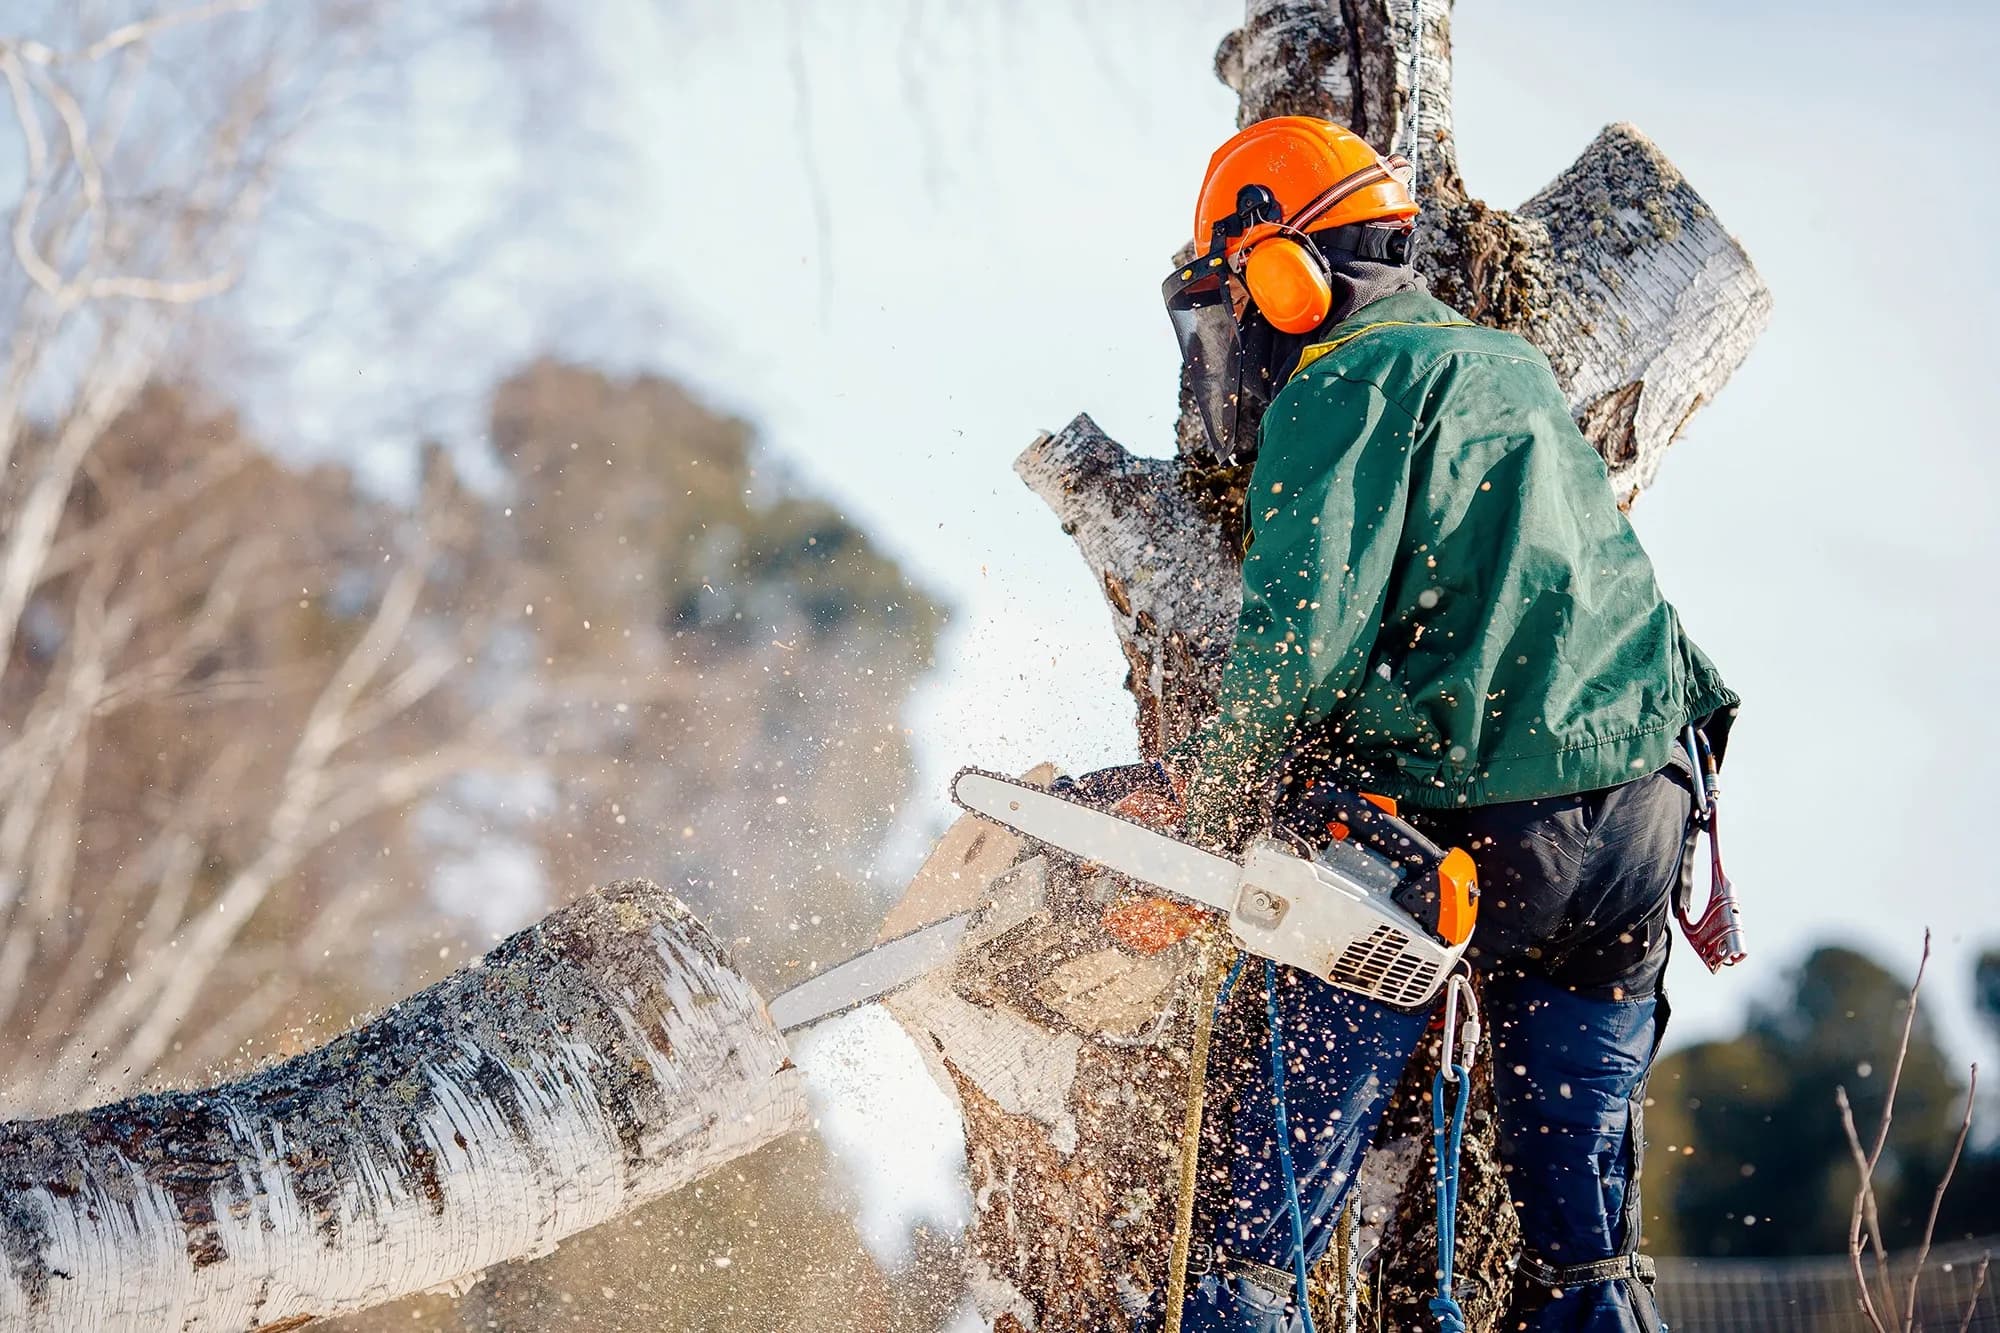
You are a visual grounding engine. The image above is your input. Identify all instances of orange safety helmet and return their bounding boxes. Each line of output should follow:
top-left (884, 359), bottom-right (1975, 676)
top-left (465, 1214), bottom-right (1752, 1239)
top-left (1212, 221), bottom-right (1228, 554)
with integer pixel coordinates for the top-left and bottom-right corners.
top-left (1164, 117), bottom-right (1418, 460)
top-left (1191, 117), bottom-right (1417, 335)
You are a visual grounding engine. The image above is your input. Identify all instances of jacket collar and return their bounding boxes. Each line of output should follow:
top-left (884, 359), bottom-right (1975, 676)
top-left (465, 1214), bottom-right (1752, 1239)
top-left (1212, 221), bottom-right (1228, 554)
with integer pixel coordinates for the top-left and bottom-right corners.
top-left (1287, 290), bottom-right (1477, 383)
top-left (1312, 288), bottom-right (1464, 341)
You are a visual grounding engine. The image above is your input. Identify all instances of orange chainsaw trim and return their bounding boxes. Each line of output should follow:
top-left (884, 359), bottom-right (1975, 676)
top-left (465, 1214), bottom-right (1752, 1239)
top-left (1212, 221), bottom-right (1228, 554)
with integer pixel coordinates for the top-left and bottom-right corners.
top-left (1325, 791), bottom-right (1477, 947)
top-left (1438, 847), bottom-right (1478, 946)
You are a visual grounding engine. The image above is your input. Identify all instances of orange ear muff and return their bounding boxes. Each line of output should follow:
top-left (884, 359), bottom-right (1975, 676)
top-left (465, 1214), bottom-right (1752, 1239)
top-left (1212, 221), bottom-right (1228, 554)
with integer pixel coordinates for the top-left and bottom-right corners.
top-left (1243, 237), bottom-right (1332, 335)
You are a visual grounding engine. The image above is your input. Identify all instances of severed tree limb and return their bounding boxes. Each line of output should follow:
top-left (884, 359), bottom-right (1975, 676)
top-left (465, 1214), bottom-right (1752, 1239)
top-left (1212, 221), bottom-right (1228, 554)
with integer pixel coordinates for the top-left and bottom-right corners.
top-left (0, 879), bottom-right (805, 1333)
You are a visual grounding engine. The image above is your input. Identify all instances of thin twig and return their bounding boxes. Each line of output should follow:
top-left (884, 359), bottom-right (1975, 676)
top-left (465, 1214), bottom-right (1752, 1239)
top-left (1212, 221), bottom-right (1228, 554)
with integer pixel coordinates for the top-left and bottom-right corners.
top-left (0, 47), bottom-right (65, 299)
top-left (1837, 1085), bottom-right (1892, 1333)
top-left (54, 0), bottom-right (268, 67)
top-left (1906, 1064), bottom-right (1979, 1330)
top-left (1870, 931), bottom-right (1932, 1309)
top-left (1958, 1252), bottom-right (1991, 1333)
top-left (1837, 929), bottom-right (1935, 1333)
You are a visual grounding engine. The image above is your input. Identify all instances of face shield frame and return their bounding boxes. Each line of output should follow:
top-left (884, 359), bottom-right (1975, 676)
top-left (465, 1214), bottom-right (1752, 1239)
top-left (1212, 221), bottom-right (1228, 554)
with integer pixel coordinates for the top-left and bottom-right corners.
top-left (1162, 184), bottom-right (1286, 465)
top-left (1164, 160), bottom-right (1420, 463)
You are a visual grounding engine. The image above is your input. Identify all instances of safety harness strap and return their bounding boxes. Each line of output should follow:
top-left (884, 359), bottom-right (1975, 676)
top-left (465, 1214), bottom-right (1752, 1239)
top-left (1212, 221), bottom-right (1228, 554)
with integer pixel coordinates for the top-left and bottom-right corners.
top-left (1517, 1251), bottom-right (1658, 1290)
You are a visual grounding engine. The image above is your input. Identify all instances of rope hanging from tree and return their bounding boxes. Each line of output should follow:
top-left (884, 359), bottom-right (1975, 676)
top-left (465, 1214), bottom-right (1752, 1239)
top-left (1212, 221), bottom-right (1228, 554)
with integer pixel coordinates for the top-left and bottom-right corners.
top-left (1400, 0), bottom-right (1426, 201)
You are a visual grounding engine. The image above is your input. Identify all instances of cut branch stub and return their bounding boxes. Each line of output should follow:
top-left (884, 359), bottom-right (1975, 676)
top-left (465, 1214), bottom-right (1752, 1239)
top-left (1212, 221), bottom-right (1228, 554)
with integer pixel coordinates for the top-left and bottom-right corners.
top-left (1520, 123), bottom-right (1774, 497)
top-left (1218, 0), bottom-right (1401, 147)
top-left (0, 880), bottom-right (805, 1333)
top-left (1016, 416), bottom-right (1240, 757)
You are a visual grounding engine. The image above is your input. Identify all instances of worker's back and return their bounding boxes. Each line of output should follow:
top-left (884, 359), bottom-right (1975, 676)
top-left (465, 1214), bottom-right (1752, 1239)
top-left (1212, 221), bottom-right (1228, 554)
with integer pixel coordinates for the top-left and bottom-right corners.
top-left (1251, 288), bottom-right (1736, 809)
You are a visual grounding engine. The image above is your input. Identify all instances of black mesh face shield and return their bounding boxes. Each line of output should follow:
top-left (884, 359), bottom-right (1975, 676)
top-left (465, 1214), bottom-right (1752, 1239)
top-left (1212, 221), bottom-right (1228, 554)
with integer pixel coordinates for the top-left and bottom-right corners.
top-left (1163, 256), bottom-right (1283, 465)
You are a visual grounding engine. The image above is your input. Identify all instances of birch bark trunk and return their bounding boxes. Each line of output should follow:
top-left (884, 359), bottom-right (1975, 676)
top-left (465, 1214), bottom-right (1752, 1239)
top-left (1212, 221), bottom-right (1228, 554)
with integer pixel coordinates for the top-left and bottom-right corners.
top-left (0, 880), bottom-right (804, 1333)
top-left (886, 2), bottom-right (1770, 1328)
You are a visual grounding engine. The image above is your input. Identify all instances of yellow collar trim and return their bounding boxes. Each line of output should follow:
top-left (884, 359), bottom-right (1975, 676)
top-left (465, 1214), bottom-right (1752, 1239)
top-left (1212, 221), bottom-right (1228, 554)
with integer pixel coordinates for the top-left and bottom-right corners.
top-left (1290, 319), bottom-right (1476, 381)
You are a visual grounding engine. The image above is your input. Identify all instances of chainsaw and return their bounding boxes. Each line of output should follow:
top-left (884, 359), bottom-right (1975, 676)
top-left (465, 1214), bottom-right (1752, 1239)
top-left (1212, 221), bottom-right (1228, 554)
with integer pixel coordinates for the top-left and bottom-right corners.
top-left (766, 767), bottom-right (1479, 1033)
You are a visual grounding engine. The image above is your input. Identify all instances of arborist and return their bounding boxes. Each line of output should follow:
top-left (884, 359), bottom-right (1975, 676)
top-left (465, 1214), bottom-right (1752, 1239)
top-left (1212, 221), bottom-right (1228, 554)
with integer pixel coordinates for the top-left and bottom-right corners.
top-left (1126, 117), bottom-right (1740, 1332)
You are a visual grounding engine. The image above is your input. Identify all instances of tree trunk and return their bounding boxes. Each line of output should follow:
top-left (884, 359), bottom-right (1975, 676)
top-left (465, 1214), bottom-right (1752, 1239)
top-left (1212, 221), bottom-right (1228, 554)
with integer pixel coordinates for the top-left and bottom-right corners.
top-left (0, 879), bottom-right (804, 1333)
top-left (885, 2), bottom-right (1770, 1329)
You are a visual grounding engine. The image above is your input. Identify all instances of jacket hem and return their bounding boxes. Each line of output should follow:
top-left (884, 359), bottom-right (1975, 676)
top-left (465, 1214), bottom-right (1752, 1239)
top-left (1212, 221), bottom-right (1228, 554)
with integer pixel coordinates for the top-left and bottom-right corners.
top-left (1362, 686), bottom-right (1739, 810)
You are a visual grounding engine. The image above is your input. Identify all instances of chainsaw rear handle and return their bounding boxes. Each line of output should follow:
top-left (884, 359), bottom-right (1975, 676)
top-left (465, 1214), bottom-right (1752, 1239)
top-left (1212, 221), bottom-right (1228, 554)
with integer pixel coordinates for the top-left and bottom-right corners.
top-left (1292, 783), bottom-right (1446, 870)
top-left (1289, 783), bottom-right (1478, 948)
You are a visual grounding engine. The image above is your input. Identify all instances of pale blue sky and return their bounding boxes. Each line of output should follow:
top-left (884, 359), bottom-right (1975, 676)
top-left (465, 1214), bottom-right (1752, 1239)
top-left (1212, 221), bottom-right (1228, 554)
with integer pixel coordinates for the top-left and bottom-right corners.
top-left (252, 0), bottom-right (2000, 1063)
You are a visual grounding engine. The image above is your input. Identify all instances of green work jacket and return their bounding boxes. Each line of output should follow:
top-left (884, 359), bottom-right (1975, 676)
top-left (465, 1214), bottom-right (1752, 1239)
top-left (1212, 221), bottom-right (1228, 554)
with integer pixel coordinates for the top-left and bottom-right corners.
top-left (1178, 290), bottom-right (1737, 847)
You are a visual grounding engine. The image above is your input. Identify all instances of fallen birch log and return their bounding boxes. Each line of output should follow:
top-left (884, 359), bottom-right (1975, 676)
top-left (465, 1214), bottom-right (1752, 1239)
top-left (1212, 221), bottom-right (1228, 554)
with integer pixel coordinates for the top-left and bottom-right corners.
top-left (0, 879), bottom-right (804, 1333)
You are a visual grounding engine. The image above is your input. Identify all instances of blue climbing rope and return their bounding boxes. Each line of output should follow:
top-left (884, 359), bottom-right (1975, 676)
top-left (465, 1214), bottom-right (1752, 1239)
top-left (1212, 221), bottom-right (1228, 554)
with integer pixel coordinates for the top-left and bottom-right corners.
top-left (1430, 973), bottom-right (1478, 1332)
top-left (1264, 959), bottom-right (1318, 1333)
top-left (1255, 958), bottom-right (1476, 1333)
top-left (1429, 1056), bottom-right (1471, 1331)
top-left (1216, 950), bottom-right (1247, 1016)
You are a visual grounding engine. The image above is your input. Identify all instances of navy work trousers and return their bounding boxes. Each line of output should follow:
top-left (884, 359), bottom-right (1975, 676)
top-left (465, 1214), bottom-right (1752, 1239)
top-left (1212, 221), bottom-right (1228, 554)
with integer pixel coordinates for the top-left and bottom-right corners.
top-left (1169, 763), bottom-right (1690, 1333)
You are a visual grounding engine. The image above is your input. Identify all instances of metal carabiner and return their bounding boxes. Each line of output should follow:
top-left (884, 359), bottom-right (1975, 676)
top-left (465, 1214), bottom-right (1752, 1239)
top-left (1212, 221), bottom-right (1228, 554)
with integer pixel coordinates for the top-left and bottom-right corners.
top-left (1439, 969), bottom-right (1480, 1082)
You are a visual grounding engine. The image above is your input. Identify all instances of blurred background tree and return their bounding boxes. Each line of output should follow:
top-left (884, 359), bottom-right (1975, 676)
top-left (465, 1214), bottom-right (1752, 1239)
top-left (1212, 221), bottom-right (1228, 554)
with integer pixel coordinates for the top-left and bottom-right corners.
top-left (1646, 946), bottom-right (2000, 1259)
top-left (0, 3), bottom-right (955, 1328)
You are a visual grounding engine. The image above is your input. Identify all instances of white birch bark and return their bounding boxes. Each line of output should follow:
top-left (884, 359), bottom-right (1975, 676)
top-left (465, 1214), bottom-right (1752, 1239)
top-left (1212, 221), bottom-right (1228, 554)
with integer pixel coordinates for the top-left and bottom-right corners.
top-left (0, 879), bottom-right (804, 1333)
top-left (886, 2), bottom-right (1770, 1328)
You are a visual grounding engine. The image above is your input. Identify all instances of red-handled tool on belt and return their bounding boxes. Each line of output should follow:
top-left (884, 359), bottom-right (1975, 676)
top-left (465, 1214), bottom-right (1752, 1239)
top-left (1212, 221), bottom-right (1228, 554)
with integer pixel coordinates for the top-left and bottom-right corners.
top-left (1678, 724), bottom-right (1746, 972)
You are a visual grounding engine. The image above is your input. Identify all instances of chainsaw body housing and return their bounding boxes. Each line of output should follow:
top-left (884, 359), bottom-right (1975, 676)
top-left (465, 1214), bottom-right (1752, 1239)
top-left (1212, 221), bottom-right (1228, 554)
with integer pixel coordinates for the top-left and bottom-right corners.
top-left (1235, 836), bottom-right (1468, 1008)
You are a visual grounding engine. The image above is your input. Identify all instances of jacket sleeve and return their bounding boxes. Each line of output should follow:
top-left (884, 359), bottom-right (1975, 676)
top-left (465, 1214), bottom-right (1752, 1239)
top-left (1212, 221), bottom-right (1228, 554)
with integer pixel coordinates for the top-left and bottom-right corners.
top-left (1177, 372), bottom-right (1417, 849)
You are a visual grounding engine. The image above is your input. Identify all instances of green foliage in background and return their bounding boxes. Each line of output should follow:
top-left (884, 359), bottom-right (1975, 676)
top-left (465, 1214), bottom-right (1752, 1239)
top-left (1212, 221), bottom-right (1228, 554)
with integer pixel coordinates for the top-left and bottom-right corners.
top-left (1646, 946), bottom-right (2000, 1257)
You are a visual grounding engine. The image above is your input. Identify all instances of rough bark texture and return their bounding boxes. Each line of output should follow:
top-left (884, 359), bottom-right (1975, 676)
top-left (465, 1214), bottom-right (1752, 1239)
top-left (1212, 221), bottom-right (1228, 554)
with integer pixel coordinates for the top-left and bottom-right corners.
top-left (0, 880), bottom-right (804, 1332)
top-left (887, 2), bottom-right (1769, 1328)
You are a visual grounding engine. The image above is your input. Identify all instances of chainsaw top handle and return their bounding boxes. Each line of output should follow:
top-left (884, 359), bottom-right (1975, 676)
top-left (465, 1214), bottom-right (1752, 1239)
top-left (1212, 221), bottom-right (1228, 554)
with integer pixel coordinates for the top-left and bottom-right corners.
top-left (1287, 782), bottom-right (1479, 948)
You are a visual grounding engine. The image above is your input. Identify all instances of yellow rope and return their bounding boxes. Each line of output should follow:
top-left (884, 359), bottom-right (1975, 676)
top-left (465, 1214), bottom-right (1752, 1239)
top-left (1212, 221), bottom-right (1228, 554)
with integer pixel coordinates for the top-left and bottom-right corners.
top-left (1162, 935), bottom-right (1237, 1333)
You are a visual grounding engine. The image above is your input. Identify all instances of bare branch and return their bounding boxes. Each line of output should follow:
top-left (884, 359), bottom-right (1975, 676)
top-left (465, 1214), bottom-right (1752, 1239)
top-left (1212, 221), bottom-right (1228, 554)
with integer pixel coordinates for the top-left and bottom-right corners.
top-left (0, 47), bottom-right (64, 299)
top-left (1960, 1253), bottom-right (1991, 1333)
top-left (1906, 1063), bottom-right (1979, 1330)
top-left (1837, 1084), bottom-right (1893, 1333)
top-left (36, 444), bottom-right (251, 585)
top-left (57, 0), bottom-right (269, 67)
top-left (55, 555), bottom-right (438, 1083)
top-left (0, 325), bottom-right (157, 664)
top-left (26, 58), bottom-right (108, 277)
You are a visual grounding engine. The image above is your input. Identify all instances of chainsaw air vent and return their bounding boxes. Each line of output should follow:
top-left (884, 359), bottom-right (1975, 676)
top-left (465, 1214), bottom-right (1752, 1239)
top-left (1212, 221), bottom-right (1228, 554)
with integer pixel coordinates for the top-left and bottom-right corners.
top-left (1330, 924), bottom-right (1442, 1008)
